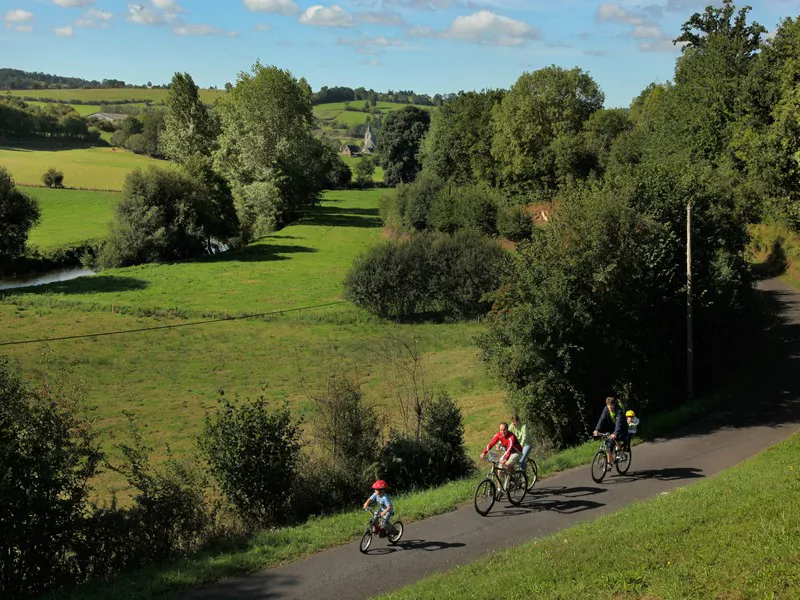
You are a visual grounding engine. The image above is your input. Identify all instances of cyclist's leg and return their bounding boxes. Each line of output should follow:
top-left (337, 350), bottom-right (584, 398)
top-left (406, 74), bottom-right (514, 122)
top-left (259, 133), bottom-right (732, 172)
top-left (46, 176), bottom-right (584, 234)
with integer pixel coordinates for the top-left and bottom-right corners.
top-left (381, 511), bottom-right (395, 532)
top-left (505, 452), bottom-right (520, 486)
top-left (519, 444), bottom-right (531, 472)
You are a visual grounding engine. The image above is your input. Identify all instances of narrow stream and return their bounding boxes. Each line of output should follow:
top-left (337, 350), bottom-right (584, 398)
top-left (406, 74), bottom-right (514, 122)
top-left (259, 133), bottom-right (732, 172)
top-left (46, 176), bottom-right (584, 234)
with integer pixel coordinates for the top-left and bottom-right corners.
top-left (0, 268), bottom-right (95, 291)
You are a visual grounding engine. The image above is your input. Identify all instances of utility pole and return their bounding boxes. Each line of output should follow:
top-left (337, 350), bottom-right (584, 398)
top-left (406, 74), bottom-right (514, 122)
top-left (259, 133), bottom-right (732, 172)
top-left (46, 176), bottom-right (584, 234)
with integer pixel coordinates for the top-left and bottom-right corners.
top-left (686, 201), bottom-right (694, 401)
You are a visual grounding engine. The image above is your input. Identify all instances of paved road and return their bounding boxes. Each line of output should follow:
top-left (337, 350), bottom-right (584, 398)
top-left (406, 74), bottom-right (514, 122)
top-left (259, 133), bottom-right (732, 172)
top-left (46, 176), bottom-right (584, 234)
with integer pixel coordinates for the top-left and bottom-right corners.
top-left (184, 278), bottom-right (800, 600)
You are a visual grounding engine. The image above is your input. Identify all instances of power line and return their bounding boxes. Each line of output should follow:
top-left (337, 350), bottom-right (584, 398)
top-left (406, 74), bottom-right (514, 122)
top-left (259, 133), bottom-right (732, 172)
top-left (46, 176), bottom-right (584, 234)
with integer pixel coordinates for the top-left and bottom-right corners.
top-left (0, 301), bottom-right (348, 347)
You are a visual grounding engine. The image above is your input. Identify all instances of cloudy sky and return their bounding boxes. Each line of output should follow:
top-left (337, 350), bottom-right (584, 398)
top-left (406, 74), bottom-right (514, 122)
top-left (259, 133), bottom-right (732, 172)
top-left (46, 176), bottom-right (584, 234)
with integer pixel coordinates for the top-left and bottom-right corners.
top-left (1, 1), bottom-right (797, 107)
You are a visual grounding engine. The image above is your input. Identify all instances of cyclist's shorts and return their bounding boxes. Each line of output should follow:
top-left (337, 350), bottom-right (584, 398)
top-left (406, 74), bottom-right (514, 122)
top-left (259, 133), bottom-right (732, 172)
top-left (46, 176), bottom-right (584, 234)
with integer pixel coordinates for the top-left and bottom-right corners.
top-left (503, 452), bottom-right (521, 468)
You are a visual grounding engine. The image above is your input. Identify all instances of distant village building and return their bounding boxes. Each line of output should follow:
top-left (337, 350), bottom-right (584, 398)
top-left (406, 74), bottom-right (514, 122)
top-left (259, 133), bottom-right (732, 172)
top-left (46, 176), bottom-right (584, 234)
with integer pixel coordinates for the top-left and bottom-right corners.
top-left (342, 144), bottom-right (360, 157)
top-left (86, 112), bottom-right (129, 123)
top-left (361, 124), bottom-right (376, 154)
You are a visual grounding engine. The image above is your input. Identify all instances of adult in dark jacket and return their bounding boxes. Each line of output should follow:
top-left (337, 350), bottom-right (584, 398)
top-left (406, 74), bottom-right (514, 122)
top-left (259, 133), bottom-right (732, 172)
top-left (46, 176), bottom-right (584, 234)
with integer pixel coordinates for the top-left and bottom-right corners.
top-left (593, 396), bottom-right (629, 469)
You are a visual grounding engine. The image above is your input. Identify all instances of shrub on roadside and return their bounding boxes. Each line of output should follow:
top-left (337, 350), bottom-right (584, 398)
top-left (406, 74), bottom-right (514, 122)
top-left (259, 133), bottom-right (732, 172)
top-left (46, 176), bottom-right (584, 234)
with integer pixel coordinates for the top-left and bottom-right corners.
top-left (200, 397), bottom-right (302, 527)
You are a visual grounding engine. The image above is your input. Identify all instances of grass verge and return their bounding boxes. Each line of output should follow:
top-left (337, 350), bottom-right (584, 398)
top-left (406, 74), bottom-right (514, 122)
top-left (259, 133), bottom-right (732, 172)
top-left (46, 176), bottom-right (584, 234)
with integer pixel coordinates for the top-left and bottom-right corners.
top-left (379, 432), bottom-right (800, 600)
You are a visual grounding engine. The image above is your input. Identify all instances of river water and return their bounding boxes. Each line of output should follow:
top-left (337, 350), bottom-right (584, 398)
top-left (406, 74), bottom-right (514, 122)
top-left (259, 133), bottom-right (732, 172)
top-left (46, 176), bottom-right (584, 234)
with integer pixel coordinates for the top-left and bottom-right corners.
top-left (0, 268), bottom-right (95, 291)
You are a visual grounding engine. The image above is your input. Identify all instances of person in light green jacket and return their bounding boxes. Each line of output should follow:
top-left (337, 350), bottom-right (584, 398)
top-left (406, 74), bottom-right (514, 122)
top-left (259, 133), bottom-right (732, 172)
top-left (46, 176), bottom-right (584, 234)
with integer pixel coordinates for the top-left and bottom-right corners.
top-left (510, 414), bottom-right (532, 473)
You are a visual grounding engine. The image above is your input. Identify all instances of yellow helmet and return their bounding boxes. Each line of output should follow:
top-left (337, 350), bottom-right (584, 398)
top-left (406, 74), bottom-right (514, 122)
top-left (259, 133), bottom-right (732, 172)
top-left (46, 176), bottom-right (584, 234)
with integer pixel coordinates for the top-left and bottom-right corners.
top-left (625, 410), bottom-right (635, 418)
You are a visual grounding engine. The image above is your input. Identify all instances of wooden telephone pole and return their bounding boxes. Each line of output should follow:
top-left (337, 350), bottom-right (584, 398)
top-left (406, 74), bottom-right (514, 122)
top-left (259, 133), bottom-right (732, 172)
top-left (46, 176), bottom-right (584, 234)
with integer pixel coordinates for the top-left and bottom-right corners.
top-left (686, 202), bottom-right (694, 401)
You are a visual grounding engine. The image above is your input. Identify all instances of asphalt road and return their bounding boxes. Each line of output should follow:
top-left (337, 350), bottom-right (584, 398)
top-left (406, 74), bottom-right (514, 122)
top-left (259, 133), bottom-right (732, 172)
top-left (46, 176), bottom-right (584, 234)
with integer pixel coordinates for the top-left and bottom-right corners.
top-left (184, 278), bottom-right (800, 600)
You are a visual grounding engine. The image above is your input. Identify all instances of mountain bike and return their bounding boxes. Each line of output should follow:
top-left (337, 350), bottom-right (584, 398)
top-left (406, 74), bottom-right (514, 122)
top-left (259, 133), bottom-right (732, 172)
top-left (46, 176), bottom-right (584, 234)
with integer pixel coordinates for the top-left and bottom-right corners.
top-left (524, 456), bottom-right (538, 491)
top-left (359, 508), bottom-right (404, 553)
top-left (590, 433), bottom-right (632, 483)
top-left (473, 451), bottom-right (528, 516)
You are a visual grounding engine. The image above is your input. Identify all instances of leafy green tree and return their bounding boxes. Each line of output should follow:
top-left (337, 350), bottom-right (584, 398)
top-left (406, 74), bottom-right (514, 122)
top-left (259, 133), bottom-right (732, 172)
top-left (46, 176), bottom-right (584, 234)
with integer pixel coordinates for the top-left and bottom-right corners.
top-left (215, 62), bottom-right (321, 237)
top-left (42, 167), bottom-right (64, 188)
top-left (160, 72), bottom-right (218, 163)
top-left (422, 90), bottom-right (505, 185)
top-left (0, 167), bottom-right (40, 269)
top-left (379, 105), bottom-right (431, 186)
top-left (354, 156), bottom-right (376, 185)
top-left (491, 66), bottom-right (604, 197)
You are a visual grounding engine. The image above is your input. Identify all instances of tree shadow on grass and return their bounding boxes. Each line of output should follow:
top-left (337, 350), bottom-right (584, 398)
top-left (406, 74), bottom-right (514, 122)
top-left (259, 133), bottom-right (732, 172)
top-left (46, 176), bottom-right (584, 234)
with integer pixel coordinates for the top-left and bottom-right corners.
top-left (3, 275), bottom-right (148, 295)
top-left (204, 243), bottom-right (318, 264)
top-left (298, 204), bottom-right (382, 229)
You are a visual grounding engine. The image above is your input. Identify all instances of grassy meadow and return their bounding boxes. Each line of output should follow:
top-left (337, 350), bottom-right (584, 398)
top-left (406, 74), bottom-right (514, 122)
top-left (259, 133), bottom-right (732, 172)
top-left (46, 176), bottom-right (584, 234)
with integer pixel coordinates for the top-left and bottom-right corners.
top-left (342, 154), bottom-right (385, 182)
top-left (314, 101), bottom-right (433, 126)
top-left (2, 189), bottom-right (506, 500)
top-left (0, 140), bottom-right (166, 190)
top-left (7, 87), bottom-right (225, 104)
top-left (24, 186), bottom-right (119, 248)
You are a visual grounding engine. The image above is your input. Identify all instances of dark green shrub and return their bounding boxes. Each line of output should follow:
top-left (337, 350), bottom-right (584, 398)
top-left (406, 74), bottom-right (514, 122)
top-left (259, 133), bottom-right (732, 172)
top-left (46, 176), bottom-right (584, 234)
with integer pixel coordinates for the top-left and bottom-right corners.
top-left (0, 358), bottom-right (102, 598)
top-left (397, 171), bottom-right (445, 230)
top-left (200, 397), bottom-right (302, 527)
top-left (42, 167), bottom-right (65, 188)
top-left (497, 204), bottom-right (534, 241)
top-left (0, 168), bottom-right (40, 270)
top-left (430, 183), bottom-right (498, 236)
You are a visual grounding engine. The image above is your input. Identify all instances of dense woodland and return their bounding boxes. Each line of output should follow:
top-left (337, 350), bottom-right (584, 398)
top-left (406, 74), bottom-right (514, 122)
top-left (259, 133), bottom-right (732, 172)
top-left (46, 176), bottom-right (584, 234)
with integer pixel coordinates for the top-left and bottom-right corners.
top-left (2, 1), bottom-right (800, 597)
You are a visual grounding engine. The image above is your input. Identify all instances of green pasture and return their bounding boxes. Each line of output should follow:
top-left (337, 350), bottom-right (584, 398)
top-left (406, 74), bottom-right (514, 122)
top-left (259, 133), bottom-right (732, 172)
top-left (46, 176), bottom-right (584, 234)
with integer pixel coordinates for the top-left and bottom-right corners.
top-left (23, 186), bottom-right (119, 248)
top-left (383, 432), bottom-right (800, 600)
top-left (0, 140), bottom-right (167, 190)
top-left (6, 87), bottom-right (225, 104)
top-left (7, 190), bottom-right (388, 315)
top-left (25, 101), bottom-right (101, 116)
top-left (342, 154), bottom-right (385, 182)
top-left (314, 101), bottom-right (433, 126)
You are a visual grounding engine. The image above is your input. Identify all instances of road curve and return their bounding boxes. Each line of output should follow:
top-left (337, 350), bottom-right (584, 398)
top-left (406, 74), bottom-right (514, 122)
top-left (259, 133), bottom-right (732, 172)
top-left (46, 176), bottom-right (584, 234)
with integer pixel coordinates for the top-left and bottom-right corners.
top-left (183, 278), bottom-right (800, 600)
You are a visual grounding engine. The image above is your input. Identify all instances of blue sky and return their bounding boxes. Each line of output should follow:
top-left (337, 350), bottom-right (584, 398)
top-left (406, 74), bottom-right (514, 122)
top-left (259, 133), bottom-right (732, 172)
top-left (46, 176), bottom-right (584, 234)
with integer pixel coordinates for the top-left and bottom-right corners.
top-left (1, 1), bottom-right (797, 107)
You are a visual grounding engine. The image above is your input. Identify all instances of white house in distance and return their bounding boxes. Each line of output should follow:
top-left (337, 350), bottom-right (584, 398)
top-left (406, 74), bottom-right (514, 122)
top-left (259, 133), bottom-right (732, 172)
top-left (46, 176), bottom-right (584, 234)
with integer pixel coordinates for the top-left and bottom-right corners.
top-left (342, 123), bottom-right (378, 157)
top-left (85, 112), bottom-right (129, 124)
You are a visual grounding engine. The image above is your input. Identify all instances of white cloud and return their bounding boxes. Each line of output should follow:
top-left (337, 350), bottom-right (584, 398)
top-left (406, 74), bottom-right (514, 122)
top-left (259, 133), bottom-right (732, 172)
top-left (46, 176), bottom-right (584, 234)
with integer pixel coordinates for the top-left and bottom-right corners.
top-left (355, 10), bottom-right (406, 26)
top-left (299, 5), bottom-right (354, 27)
top-left (4, 8), bottom-right (33, 25)
top-left (596, 3), bottom-right (649, 26)
top-left (359, 59), bottom-right (381, 67)
top-left (15, 24), bottom-right (33, 31)
top-left (53, 0), bottom-right (95, 6)
top-left (87, 8), bottom-right (112, 20)
top-left (242, 0), bottom-right (298, 15)
top-left (127, 3), bottom-right (163, 25)
top-left (442, 10), bottom-right (540, 45)
top-left (151, 0), bottom-right (182, 9)
top-left (53, 25), bottom-right (74, 36)
top-left (340, 34), bottom-right (403, 54)
top-left (255, 23), bottom-right (271, 30)
top-left (75, 8), bottom-right (112, 27)
top-left (174, 23), bottom-right (236, 36)
top-left (631, 25), bottom-right (662, 38)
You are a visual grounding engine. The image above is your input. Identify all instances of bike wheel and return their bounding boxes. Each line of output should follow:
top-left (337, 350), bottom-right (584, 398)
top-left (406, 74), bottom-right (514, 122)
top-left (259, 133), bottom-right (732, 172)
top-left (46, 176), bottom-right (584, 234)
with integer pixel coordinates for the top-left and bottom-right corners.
top-left (591, 451), bottom-right (607, 483)
top-left (507, 471), bottom-right (528, 506)
top-left (359, 529), bottom-right (372, 553)
top-left (616, 444), bottom-right (632, 475)
top-left (526, 459), bottom-right (539, 491)
top-left (388, 521), bottom-right (404, 544)
top-left (474, 478), bottom-right (496, 516)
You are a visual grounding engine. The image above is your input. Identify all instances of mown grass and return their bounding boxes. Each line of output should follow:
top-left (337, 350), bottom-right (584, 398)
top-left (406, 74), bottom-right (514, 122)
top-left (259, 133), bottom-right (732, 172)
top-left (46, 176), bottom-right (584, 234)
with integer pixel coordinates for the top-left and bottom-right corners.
top-left (0, 140), bottom-right (166, 190)
top-left (313, 101), bottom-right (433, 126)
top-left (6, 189), bottom-right (389, 315)
top-left (380, 432), bottom-right (800, 600)
top-left (6, 88), bottom-right (224, 104)
top-left (23, 186), bottom-right (119, 248)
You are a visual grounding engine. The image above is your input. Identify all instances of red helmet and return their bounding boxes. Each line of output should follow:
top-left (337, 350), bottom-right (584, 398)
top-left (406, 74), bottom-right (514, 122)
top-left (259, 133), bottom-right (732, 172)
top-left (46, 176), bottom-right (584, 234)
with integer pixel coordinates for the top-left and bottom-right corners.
top-left (371, 480), bottom-right (389, 491)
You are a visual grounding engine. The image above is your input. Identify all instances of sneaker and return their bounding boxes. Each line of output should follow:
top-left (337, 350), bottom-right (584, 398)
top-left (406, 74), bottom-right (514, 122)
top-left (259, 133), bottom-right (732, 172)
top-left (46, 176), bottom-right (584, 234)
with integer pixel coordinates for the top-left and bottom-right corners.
top-left (606, 464), bottom-right (613, 471)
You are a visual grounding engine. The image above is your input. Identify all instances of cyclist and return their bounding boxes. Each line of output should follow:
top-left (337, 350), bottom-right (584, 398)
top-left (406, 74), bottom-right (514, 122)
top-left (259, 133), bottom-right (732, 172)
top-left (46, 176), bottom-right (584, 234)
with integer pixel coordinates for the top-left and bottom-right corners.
top-left (592, 396), bottom-right (629, 471)
top-left (362, 480), bottom-right (395, 536)
top-left (510, 414), bottom-right (532, 474)
top-left (480, 422), bottom-right (522, 491)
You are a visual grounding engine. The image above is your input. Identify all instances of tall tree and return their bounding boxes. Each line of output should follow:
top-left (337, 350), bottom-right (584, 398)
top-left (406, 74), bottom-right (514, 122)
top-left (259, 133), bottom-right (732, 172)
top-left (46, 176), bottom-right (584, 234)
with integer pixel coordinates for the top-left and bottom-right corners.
top-left (379, 106), bottom-right (431, 186)
top-left (422, 90), bottom-right (505, 185)
top-left (491, 66), bottom-right (604, 197)
top-left (160, 72), bottom-right (218, 163)
top-left (0, 167), bottom-right (40, 271)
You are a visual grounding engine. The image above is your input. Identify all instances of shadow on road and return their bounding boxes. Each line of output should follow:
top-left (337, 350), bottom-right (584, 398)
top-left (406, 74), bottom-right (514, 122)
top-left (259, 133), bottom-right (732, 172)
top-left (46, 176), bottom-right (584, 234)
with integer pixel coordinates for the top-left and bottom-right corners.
top-left (483, 485), bottom-right (608, 517)
top-left (619, 467), bottom-right (705, 482)
top-left (183, 572), bottom-right (299, 600)
top-left (362, 539), bottom-right (466, 555)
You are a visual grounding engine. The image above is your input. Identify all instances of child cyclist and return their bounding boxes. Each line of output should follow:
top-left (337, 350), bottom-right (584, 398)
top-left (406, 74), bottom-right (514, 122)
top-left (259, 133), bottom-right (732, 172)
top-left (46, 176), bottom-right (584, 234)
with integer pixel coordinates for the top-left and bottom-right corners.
top-left (593, 396), bottom-right (630, 471)
top-left (363, 480), bottom-right (396, 536)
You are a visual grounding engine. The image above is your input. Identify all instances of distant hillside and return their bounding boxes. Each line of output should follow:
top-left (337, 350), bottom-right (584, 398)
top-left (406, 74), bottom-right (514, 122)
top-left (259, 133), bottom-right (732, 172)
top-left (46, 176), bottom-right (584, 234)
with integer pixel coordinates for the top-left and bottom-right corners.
top-left (0, 67), bottom-right (143, 90)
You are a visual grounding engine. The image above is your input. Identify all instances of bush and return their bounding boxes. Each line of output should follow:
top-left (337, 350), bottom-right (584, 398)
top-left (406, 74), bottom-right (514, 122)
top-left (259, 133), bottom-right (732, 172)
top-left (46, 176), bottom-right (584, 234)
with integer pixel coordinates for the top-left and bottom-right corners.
top-left (430, 183), bottom-right (498, 236)
top-left (200, 397), bottom-right (302, 527)
top-left (344, 230), bottom-right (505, 319)
top-left (396, 171), bottom-right (445, 230)
top-left (0, 357), bottom-right (102, 598)
top-left (497, 204), bottom-right (534, 241)
top-left (42, 167), bottom-right (65, 188)
top-left (124, 133), bottom-right (147, 154)
top-left (0, 167), bottom-right (40, 271)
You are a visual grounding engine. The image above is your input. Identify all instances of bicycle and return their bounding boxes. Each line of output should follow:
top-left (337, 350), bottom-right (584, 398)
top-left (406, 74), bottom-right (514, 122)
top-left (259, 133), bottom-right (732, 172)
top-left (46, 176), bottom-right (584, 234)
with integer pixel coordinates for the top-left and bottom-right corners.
top-left (473, 451), bottom-right (528, 516)
top-left (590, 433), bottom-right (632, 483)
top-left (523, 456), bottom-right (538, 491)
top-left (359, 508), bottom-right (404, 553)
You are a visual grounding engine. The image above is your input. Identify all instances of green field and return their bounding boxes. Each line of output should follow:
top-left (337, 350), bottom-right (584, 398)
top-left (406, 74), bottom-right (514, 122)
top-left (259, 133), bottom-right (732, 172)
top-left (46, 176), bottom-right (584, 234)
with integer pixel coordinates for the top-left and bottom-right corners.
top-left (25, 101), bottom-right (103, 116)
top-left (314, 101), bottom-right (433, 126)
top-left (0, 140), bottom-right (167, 190)
top-left (342, 154), bottom-right (385, 182)
top-left (1, 189), bottom-right (505, 500)
top-left (6, 87), bottom-right (225, 104)
top-left (24, 186), bottom-right (119, 248)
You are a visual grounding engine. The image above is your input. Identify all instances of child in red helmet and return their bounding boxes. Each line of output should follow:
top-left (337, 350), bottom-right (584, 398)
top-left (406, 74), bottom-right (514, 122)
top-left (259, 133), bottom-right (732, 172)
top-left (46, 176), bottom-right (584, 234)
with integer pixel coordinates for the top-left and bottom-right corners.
top-left (362, 480), bottom-right (395, 536)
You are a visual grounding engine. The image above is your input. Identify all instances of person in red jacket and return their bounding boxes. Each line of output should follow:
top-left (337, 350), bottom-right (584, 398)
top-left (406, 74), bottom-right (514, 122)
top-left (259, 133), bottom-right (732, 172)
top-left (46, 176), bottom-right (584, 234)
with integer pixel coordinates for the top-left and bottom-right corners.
top-left (480, 422), bottom-right (522, 492)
